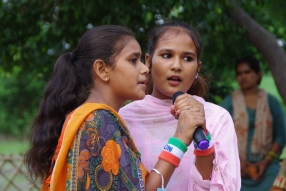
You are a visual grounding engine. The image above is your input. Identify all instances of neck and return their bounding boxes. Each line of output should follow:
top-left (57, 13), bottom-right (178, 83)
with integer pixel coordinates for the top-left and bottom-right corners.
top-left (85, 89), bottom-right (124, 112)
top-left (241, 86), bottom-right (259, 96)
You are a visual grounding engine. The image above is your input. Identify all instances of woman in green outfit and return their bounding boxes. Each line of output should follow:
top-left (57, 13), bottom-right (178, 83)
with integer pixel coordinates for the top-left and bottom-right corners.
top-left (221, 56), bottom-right (286, 191)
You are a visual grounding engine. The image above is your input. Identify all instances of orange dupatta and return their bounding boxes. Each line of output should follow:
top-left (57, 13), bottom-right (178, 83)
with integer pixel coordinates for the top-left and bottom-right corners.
top-left (41, 103), bottom-right (128, 191)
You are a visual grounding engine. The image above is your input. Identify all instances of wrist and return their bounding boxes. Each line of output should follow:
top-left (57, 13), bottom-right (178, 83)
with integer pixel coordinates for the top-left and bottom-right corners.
top-left (173, 134), bottom-right (191, 146)
top-left (264, 156), bottom-right (272, 165)
top-left (193, 130), bottom-right (214, 157)
top-left (158, 137), bottom-right (188, 167)
top-left (266, 151), bottom-right (278, 163)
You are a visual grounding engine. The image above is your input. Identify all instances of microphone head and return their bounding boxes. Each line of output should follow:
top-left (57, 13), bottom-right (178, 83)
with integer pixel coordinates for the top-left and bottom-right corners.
top-left (197, 140), bottom-right (209, 150)
top-left (172, 91), bottom-right (184, 104)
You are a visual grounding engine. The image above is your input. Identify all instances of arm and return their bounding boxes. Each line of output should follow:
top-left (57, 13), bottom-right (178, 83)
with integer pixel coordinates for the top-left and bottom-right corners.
top-left (146, 107), bottom-right (206, 190)
top-left (253, 95), bottom-right (286, 180)
top-left (269, 94), bottom-right (286, 149)
top-left (195, 154), bottom-right (215, 179)
top-left (145, 94), bottom-right (207, 190)
top-left (189, 108), bottom-right (241, 191)
top-left (251, 143), bottom-right (281, 181)
top-left (170, 93), bottom-right (214, 180)
top-left (171, 95), bottom-right (215, 180)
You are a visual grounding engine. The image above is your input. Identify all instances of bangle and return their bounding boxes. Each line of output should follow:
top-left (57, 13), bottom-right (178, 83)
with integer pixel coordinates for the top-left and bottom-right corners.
top-left (152, 168), bottom-right (166, 191)
top-left (266, 151), bottom-right (278, 161)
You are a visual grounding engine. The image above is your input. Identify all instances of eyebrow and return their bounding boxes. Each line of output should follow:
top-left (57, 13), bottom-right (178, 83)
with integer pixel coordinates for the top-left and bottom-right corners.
top-left (128, 52), bottom-right (141, 57)
top-left (236, 69), bottom-right (252, 74)
top-left (158, 49), bottom-right (196, 56)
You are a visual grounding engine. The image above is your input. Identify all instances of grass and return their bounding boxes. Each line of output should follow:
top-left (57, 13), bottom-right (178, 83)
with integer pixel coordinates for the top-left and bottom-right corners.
top-left (0, 136), bottom-right (29, 155)
top-left (260, 73), bottom-right (285, 108)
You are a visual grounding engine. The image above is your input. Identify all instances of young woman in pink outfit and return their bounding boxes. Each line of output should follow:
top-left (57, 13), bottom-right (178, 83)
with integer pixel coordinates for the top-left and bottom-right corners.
top-left (119, 21), bottom-right (241, 190)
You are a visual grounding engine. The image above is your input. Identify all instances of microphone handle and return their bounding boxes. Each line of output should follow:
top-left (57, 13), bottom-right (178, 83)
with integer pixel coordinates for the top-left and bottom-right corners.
top-left (193, 126), bottom-right (209, 150)
top-left (171, 91), bottom-right (209, 150)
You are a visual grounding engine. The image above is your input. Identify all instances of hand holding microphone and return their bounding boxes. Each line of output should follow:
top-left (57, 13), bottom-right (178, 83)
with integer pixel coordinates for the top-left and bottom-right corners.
top-left (172, 91), bottom-right (209, 150)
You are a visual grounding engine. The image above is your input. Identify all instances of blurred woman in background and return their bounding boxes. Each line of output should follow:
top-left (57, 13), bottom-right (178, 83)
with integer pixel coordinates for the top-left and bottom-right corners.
top-left (221, 56), bottom-right (286, 191)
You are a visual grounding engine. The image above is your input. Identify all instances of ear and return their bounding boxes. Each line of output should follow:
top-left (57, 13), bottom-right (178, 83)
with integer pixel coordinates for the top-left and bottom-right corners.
top-left (145, 54), bottom-right (151, 69)
top-left (92, 59), bottom-right (111, 82)
top-left (258, 70), bottom-right (262, 78)
top-left (197, 61), bottom-right (202, 73)
top-left (257, 70), bottom-right (262, 83)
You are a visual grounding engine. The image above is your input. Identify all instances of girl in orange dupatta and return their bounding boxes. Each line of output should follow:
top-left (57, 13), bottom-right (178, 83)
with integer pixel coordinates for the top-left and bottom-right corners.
top-left (25, 25), bottom-right (203, 191)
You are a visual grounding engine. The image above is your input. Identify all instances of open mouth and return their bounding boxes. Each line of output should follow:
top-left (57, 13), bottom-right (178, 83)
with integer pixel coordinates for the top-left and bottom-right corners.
top-left (167, 76), bottom-right (182, 82)
top-left (138, 80), bottom-right (146, 85)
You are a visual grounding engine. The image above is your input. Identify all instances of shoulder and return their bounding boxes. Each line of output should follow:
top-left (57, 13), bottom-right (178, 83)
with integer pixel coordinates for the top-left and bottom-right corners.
top-left (219, 94), bottom-right (234, 114)
top-left (197, 98), bottom-right (235, 135)
top-left (120, 100), bottom-right (143, 110)
top-left (119, 100), bottom-right (143, 117)
top-left (119, 96), bottom-right (153, 115)
top-left (266, 92), bottom-right (285, 115)
top-left (267, 92), bottom-right (281, 104)
top-left (221, 94), bottom-right (233, 105)
top-left (91, 109), bottom-right (111, 119)
top-left (266, 91), bottom-right (283, 109)
top-left (87, 109), bottom-right (121, 128)
top-left (205, 101), bottom-right (232, 118)
top-left (194, 95), bottom-right (232, 118)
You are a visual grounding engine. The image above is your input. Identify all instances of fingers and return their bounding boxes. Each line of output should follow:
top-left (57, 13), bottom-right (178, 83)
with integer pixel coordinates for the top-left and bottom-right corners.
top-left (252, 163), bottom-right (266, 181)
top-left (241, 169), bottom-right (250, 178)
top-left (173, 93), bottom-right (205, 117)
top-left (242, 168), bottom-right (252, 179)
top-left (252, 169), bottom-right (263, 181)
top-left (179, 110), bottom-right (205, 127)
top-left (172, 93), bottom-right (207, 145)
top-left (170, 105), bottom-right (176, 116)
top-left (174, 110), bottom-right (206, 146)
top-left (170, 105), bottom-right (181, 119)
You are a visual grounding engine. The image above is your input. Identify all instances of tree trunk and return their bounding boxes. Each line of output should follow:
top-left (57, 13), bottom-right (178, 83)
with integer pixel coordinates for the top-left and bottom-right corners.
top-left (226, 0), bottom-right (286, 105)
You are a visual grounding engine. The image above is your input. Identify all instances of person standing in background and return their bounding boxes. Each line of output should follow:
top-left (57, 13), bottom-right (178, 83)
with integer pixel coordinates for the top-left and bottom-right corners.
top-left (221, 56), bottom-right (286, 191)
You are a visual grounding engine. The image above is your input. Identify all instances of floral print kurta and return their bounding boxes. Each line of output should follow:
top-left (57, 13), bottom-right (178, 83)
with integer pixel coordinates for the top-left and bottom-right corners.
top-left (66, 109), bottom-right (146, 191)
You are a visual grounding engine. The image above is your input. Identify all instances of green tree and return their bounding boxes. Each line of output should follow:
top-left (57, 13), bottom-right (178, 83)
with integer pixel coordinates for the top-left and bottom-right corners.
top-left (226, 0), bottom-right (286, 104)
top-left (0, 0), bottom-right (285, 135)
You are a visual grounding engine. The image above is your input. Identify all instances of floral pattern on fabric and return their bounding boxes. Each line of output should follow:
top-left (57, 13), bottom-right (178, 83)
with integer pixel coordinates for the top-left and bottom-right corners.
top-left (101, 140), bottom-right (121, 175)
top-left (232, 89), bottom-right (272, 161)
top-left (66, 109), bottom-right (146, 191)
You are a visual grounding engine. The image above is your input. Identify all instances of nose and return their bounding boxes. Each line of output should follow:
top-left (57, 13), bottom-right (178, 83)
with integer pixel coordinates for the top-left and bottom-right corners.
top-left (171, 57), bottom-right (182, 72)
top-left (140, 61), bottom-right (149, 75)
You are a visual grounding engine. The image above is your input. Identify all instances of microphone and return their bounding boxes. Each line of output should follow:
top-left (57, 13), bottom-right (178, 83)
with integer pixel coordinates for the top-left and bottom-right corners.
top-left (172, 91), bottom-right (209, 150)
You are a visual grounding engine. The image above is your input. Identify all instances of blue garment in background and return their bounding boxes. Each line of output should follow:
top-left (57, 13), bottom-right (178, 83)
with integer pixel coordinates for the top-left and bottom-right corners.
top-left (221, 93), bottom-right (286, 191)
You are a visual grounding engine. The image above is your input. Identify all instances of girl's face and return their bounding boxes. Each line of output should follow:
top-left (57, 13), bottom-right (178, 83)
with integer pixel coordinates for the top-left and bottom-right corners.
top-left (236, 63), bottom-right (261, 90)
top-left (147, 32), bottom-right (201, 100)
top-left (109, 38), bottom-right (149, 102)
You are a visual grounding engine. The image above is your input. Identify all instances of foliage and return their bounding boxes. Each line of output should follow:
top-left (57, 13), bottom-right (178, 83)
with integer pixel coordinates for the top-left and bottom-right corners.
top-left (0, 67), bottom-right (44, 135)
top-left (0, 0), bottom-right (285, 135)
